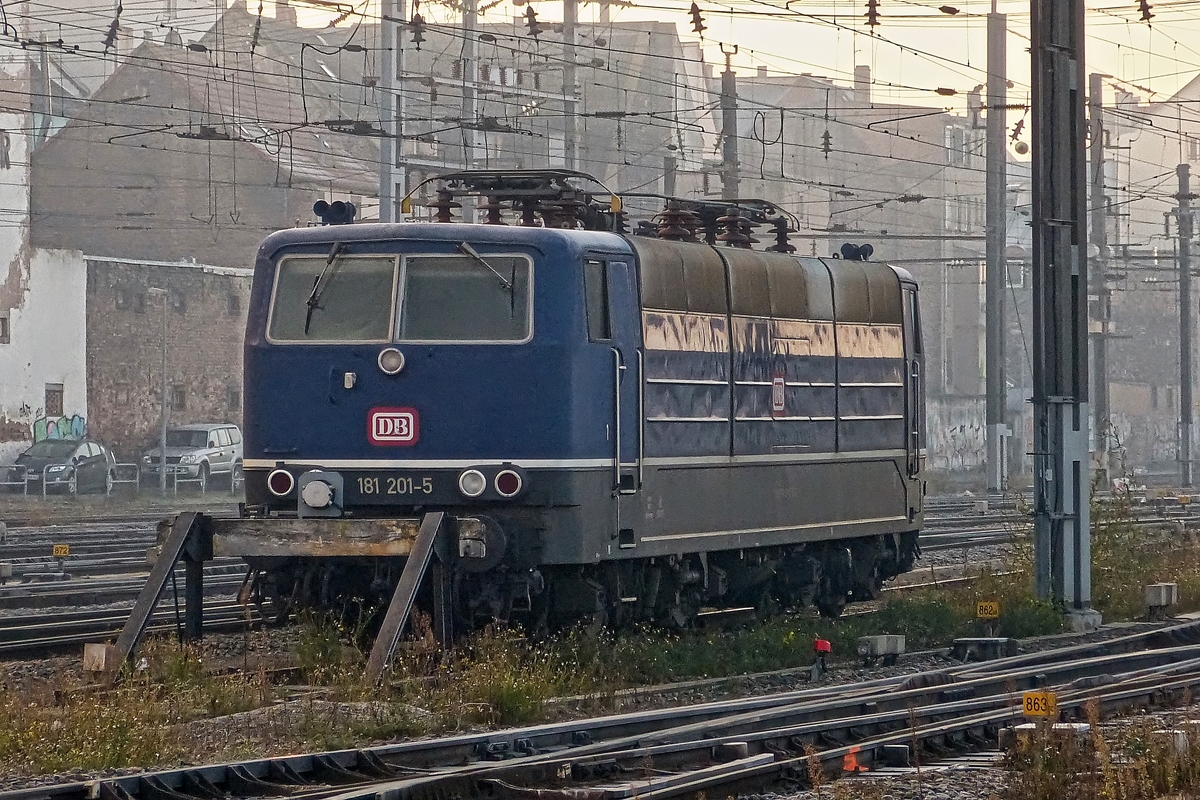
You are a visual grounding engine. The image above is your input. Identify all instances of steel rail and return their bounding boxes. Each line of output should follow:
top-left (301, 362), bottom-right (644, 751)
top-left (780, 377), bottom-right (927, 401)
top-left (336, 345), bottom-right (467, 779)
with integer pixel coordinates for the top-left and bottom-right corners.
top-left (309, 645), bottom-right (1200, 800)
top-left (10, 618), bottom-right (1200, 800)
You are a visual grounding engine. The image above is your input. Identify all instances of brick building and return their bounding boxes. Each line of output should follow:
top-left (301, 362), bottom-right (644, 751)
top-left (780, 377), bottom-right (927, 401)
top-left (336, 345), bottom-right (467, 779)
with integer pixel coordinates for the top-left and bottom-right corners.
top-left (85, 258), bottom-right (251, 460)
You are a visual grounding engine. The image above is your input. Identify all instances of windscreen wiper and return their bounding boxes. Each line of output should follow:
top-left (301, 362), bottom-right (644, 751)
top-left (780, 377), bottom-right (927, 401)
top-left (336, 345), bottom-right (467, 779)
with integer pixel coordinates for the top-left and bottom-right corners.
top-left (457, 242), bottom-right (514, 292)
top-left (304, 241), bottom-right (346, 334)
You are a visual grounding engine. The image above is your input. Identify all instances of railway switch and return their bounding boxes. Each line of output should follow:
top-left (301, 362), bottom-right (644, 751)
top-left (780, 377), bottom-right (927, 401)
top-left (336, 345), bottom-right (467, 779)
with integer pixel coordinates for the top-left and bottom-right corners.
top-left (951, 637), bottom-right (1018, 662)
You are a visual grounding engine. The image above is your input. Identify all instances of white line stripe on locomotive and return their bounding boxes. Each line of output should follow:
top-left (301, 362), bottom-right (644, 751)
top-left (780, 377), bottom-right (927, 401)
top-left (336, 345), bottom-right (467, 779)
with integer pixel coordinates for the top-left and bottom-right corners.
top-left (640, 514), bottom-right (911, 542)
top-left (644, 448), bottom-right (907, 466)
top-left (243, 458), bottom-right (615, 469)
top-left (244, 449), bottom-right (908, 471)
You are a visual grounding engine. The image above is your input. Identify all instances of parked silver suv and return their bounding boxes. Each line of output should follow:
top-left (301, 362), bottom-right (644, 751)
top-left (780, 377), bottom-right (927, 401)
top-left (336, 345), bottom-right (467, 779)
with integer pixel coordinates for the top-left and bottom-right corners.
top-left (142, 423), bottom-right (243, 491)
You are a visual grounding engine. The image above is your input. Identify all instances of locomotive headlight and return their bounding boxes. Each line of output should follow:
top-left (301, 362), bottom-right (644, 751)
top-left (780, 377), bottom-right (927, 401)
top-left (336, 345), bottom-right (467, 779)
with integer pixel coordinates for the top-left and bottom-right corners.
top-left (377, 347), bottom-right (405, 375)
top-left (494, 469), bottom-right (523, 498)
top-left (267, 468), bottom-right (295, 497)
top-left (458, 469), bottom-right (487, 498)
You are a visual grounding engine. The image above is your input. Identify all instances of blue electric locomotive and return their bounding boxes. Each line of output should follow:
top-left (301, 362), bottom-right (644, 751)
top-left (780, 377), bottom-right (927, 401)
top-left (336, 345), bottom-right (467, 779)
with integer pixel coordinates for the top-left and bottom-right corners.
top-left (239, 171), bottom-right (925, 628)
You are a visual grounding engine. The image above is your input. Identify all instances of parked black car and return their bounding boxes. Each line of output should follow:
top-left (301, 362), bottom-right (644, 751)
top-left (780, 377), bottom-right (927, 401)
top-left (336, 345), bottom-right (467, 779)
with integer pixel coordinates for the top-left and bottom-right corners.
top-left (6, 439), bottom-right (117, 495)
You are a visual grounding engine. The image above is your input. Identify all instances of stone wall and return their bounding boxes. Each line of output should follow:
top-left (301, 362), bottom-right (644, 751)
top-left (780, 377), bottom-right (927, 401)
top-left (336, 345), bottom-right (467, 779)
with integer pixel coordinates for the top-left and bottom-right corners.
top-left (84, 257), bottom-right (251, 461)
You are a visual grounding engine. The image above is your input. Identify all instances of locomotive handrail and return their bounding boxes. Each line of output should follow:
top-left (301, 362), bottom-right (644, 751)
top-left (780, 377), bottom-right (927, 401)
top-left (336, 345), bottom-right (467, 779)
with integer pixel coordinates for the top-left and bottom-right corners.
top-left (611, 347), bottom-right (622, 492)
top-left (638, 348), bottom-right (645, 489)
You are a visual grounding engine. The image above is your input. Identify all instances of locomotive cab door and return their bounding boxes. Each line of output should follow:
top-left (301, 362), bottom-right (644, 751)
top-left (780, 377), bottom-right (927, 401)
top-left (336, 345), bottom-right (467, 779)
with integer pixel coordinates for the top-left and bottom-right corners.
top-left (902, 284), bottom-right (924, 518)
top-left (588, 257), bottom-right (642, 549)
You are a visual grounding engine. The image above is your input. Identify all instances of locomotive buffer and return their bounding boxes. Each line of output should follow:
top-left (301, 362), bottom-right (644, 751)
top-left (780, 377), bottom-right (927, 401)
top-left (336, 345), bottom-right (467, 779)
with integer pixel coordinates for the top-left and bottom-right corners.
top-left (100, 511), bottom-right (450, 683)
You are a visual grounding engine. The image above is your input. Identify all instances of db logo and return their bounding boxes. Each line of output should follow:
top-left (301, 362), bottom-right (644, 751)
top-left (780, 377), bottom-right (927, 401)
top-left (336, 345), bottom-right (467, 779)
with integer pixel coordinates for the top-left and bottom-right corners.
top-left (771, 374), bottom-right (786, 415)
top-left (368, 407), bottom-right (419, 446)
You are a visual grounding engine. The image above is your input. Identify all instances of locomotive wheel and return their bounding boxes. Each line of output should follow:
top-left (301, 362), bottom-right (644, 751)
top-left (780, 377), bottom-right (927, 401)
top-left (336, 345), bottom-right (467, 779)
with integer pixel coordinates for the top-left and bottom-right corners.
top-left (580, 578), bottom-right (609, 634)
top-left (815, 591), bottom-right (847, 619)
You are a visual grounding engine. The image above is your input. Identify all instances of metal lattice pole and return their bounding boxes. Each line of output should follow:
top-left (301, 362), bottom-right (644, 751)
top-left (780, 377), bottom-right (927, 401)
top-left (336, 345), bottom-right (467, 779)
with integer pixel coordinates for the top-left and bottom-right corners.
top-left (1030, 0), bottom-right (1093, 615)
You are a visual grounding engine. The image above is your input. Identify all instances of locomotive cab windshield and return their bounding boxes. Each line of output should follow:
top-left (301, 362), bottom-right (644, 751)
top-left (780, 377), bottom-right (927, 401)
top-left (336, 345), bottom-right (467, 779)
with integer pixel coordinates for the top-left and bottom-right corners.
top-left (266, 250), bottom-right (533, 343)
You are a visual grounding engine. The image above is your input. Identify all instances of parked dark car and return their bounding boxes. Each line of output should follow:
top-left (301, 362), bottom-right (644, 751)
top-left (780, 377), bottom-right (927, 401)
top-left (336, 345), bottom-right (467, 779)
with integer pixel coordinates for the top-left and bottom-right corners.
top-left (6, 439), bottom-right (117, 495)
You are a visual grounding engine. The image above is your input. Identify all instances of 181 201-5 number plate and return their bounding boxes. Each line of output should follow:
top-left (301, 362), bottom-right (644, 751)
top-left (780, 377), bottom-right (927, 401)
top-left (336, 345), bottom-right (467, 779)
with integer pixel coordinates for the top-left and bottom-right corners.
top-left (347, 473), bottom-right (436, 502)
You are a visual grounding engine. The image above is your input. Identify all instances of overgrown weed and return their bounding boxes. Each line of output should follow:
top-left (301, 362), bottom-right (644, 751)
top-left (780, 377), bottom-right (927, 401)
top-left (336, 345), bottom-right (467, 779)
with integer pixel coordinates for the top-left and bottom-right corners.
top-left (1091, 491), bottom-right (1200, 620)
top-left (1005, 710), bottom-right (1200, 799)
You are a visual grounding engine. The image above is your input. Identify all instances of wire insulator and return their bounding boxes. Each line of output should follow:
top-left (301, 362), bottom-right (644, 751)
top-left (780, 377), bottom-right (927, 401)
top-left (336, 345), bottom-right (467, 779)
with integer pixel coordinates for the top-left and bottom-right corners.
top-left (655, 204), bottom-right (699, 241)
top-left (479, 197), bottom-right (507, 225)
top-left (768, 217), bottom-right (796, 253)
top-left (716, 208), bottom-right (758, 248)
top-left (517, 200), bottom-right (539, 227)
top-left (425, 188), bottom-right (461, 223)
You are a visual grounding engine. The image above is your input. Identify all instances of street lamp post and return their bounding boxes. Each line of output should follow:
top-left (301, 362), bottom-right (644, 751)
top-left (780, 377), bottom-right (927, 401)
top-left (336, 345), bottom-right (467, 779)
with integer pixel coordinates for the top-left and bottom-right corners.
top-left (148, 287), bottom-right (169, 494)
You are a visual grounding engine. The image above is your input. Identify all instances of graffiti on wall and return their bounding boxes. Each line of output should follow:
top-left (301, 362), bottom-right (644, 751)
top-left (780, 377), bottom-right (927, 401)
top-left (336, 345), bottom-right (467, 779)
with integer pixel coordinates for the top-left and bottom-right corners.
top-left (33, 414), bottom-right (85, 442)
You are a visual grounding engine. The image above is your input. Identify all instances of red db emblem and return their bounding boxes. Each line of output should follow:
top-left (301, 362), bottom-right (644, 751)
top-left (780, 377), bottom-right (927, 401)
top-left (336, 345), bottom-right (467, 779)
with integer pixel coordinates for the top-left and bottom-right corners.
top-left (368, 407), bottom-right (419, 446)
top-left (771, 373), bottom-right (786, 416)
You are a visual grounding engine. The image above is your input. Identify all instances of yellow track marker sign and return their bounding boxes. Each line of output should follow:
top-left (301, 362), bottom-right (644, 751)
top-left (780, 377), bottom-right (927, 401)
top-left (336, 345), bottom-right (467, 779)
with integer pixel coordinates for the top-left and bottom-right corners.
top-left (976, 599), bottom-right (1001, 620)
top-left (52, 544), bottom-right (70, 558)
top-left (1023, 691), bottom-right (1058, 718)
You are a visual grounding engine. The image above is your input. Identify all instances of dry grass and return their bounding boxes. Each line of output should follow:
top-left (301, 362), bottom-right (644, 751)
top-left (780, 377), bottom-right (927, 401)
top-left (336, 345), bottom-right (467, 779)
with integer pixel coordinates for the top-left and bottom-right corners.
top-left (1004, 701), bottom-right (1200, 799)
top-left (8, 496), bottom-right (1200, 781)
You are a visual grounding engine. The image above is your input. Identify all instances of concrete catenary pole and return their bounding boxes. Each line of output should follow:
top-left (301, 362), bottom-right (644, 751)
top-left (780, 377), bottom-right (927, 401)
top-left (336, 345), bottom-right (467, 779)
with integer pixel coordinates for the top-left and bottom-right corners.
top-left (1090, 72), bottom-right (1111, 482)
top-left (461, 0), bottom-right (477, 170)
top-left (1030, 0), bottom-right (1093, 620)
top-left (379, 0), bottom-right (400, 221)
top-left (1180, 164), bottom-right (1195, 487)
top-left (563, 0), bottom-right (578, 170)
top-left (985, 5), bottom-right (1008, 492)
top-left (720, 43), bottom-right (739, 201)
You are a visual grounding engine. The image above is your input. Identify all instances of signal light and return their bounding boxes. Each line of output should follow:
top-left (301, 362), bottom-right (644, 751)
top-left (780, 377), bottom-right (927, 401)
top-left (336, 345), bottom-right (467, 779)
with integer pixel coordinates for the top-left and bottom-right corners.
top-left (313, 199), bottom-right (357, 225)
top-left (865, 0), bottom-right (880, 28)
top-left (1138, 0), bottom-right (1153, 21)
top-left (689, 2), bottom-right (706, 35)
top-left (267, 469), bottom-right (295, 497)
top-left (495, 469), bottom-right (523, 498)
top-left (524, 7), bottom-right (543, 38)
top-left (410, 12), bottom-right (426, 48)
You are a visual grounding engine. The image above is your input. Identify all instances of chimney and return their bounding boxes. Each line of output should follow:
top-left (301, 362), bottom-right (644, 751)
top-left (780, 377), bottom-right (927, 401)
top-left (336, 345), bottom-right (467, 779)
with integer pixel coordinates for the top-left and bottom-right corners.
top-left (853, 64), bottom-right (871, 104)
top-left (276, 0), bottom-right (297, 24)
top-left (757, 65), bottom-right (767, 78)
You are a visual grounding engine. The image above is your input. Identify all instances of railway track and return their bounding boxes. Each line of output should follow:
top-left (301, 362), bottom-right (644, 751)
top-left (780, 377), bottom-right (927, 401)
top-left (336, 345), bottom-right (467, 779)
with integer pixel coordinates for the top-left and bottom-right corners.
top-left (6, 620), bottom-right (1200, 800)
top-left (0, 497), bottom-right (1183, 660)
top-left (0, 600), bottom-right (260, 657)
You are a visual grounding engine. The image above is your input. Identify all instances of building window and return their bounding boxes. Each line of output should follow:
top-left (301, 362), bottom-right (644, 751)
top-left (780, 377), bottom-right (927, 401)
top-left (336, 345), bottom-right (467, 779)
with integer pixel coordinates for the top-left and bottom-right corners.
top-left (0, 312), bottom-right (9, 344)
top-left (171, 386), bottom-right (186, 411)
top-left (45, 383), bottom-right (64, 417)
top-left (946, 125), bottom-right (966, 166)
top-left (226, 386), bottom-right (241, 411)
top-left (1191, 138), bottom-right (1200, 162)
top-left (227, 292), bottom-right (241, 316)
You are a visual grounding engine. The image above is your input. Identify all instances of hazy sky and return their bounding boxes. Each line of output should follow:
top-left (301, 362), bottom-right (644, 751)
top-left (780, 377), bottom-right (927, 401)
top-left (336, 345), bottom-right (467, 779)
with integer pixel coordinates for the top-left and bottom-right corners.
top-left (282, 0), bottom-right (1200, 111)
